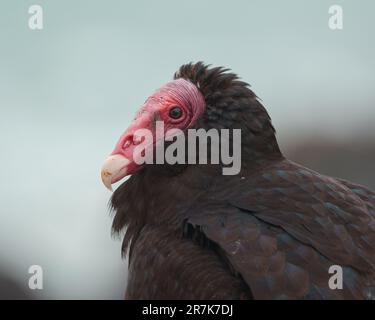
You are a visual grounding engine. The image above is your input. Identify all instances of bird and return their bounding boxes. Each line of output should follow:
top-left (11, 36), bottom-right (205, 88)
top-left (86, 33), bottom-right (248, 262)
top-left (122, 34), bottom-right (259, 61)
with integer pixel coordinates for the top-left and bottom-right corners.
top-left (101, 62), bottom-right (375, 300)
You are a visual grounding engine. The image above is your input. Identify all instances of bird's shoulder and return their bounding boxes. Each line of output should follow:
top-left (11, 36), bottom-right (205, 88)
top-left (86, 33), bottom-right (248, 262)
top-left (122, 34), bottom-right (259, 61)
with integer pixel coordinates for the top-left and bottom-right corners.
top-left (183, 159), bottom-right (375, 299)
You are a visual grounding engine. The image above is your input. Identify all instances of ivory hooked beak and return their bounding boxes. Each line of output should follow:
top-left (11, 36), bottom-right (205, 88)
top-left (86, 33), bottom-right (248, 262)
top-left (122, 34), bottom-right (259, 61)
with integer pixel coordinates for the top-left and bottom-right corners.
top-left (101, 154), bottom-right (131, 191)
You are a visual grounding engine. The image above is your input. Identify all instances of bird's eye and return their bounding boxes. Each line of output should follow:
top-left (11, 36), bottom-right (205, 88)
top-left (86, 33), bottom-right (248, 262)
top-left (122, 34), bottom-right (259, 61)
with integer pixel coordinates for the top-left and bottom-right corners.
top-left (169, 106), bottom-right (183, 119)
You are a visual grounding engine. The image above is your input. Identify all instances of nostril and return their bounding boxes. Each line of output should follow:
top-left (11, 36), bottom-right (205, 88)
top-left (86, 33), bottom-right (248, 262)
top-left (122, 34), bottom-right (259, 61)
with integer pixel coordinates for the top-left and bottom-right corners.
top-left (123, 135), bottom-right (133, 149)
top-left (122, 134), bottom-right (144, 148)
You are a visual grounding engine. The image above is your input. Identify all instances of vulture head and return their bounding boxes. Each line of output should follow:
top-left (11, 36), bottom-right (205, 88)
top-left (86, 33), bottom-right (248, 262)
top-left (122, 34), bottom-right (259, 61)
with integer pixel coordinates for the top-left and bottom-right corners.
top-left (101, 62), bottom-right (281, 191)
top-left (101, 62), bottom-right (283, 255)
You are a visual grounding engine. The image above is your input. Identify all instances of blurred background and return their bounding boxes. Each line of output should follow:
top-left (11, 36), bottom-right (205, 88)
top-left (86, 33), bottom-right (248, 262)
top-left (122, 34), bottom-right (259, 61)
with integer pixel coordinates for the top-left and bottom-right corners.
top-left (0, 0), bottom-right (374, 299)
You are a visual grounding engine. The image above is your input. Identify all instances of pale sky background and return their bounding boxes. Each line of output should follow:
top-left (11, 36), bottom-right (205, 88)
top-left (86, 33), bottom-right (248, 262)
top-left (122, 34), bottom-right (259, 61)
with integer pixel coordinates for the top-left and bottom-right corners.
top-left (0, 0), bottom-right (374, 299)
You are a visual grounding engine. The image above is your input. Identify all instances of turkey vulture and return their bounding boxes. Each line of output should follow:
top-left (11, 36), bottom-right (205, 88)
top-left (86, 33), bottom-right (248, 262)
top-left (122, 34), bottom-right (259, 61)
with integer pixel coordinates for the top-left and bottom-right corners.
top-left (101, 62), bottom-right (375, 299)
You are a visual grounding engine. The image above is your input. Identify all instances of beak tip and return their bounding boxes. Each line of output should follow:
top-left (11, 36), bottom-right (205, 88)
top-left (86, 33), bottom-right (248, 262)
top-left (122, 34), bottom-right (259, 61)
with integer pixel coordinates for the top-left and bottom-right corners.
top-left (101, 154), bottom-right (131, 192)
top-left (101, 170), bottom-right (113, 192)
